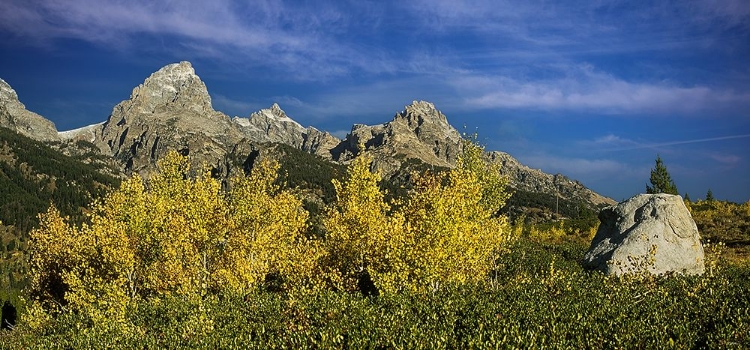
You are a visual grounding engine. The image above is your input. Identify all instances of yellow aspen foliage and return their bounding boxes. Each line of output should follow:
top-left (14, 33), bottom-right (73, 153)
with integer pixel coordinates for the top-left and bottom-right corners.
top-left (215, 158), bottom-right (322, 295)
top-left (394, 139), bottom-right (512, 293)
top-left (28, 205), bottom-right (132, 327)
top-left (28, 150), bottom-right (320, 321)
top-left (323, 140), bottom-right (513, 295)
top-left (29, 206), bottom-right (90, 308)
top-left (528, 221), bottom-right (568, 242)
top-left (322, 151), bottom-right (405, 292)
top-left (28, 140), bottom-right (514, 319)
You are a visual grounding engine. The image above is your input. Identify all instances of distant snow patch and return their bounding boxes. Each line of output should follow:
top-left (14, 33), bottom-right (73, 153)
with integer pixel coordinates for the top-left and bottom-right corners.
top-left (58, 122), bottom-right (105, 142)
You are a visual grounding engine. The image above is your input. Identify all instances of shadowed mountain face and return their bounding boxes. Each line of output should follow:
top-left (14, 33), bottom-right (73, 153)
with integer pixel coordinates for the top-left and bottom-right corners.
top-left (1, 61), bottom-right (615, 215)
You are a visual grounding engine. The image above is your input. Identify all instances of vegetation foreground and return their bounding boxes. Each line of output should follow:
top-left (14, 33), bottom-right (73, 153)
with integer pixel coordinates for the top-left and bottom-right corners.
top-left (1, 141), bottom-right (749, 348)
top-left (2, 239), bottom-right (748, 348)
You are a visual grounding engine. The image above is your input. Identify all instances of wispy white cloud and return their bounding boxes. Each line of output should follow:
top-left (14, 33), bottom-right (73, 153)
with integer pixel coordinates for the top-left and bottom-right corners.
top-left (0, 0), bottom-right (390, 81)
top-left (405, 0), bottom-right (750, 44)
top-left (2, 1), bottom-right (271, 47)
top-left (710, 153), bottom-right (742, 167)
top-left (591, 135), bottom-right (635, 147)
top-left (520, 153), bottom-right (644, 180)
top-left (588, 133), bottom-right (750, 152)
top-left (686, 0), bottom-right (750, 29)
top-left (454, 65), bottom-right (750, 114)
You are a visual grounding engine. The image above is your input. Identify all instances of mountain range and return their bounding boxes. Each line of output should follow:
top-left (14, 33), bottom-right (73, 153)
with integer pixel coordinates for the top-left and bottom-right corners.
top-left (0, 61), bottom-right (615, 222)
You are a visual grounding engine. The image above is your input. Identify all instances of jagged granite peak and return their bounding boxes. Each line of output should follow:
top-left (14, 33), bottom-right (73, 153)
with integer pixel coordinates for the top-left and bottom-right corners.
top-left (396, 100), bottom-right (451, 128)
top-left (254, 103), bottom-right (303, 128)
top-left (234, 103), bottom-right (340, 159)
top-left (334, 100), bottom-right (462, 171)
top-left (234, 103), bottom-right (306, 146)
top-left (116, 61), bottom-right (212, 116)
top-left (393, 100), bottom-right (461, 158)
top-left (98, 61), bottom-right (242, 175)
top-left (95, 62), bottom-right (341, 176)
top-left (0, 78), bottom-right (19, 103)
top-left (0, 78), bottom-right (59, 142)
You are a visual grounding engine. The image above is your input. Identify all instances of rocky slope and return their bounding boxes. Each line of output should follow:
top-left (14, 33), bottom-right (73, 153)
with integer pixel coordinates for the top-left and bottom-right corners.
top-left (1, 61), bottom-right (615, 215)
top-left (332, 100), bottom-right (462, 175)
top-left (0, 78), bottom-right (59, 142)
top-left (488, 151), bottom-right (614, 207)
top-left (333, 100), bottom-right (614, 214)
top-left (233, 103), bottom-right (340, 159)
top-left (93, 61), bottom-right (244, 175)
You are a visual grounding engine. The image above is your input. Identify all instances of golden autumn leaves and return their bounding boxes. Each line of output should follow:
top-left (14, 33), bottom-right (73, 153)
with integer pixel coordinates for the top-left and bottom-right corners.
top-left (325, 142), bottom-right (513, 294)
top-left (28, 140), bottom-right (513, 320)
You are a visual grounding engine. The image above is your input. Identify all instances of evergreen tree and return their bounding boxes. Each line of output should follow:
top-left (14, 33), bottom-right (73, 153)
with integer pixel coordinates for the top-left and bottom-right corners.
top-left (684, 193), bottom-right (691, 202)
top-left (706, 189), bottom-right (715, 202)
top-left (646, 155), bottom-right (679, 195)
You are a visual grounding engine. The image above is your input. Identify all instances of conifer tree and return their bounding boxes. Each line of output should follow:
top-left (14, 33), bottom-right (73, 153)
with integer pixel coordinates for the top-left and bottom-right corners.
top-left (706, 189), bottom-right (715, 202)
top-left (646, 155), bottom-right (678, 195)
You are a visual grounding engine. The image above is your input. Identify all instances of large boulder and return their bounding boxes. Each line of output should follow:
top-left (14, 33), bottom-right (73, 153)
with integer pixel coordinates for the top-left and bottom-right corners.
top-left (583, 193), bottom-right (704, 276)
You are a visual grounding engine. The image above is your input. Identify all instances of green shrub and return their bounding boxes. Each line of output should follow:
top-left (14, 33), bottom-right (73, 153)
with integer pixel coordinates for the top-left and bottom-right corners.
top-left (4, 238), bottom-right (747, 349)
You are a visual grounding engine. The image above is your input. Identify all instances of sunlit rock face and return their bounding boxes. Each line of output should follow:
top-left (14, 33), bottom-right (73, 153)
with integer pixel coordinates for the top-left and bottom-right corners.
top-left (332, 100), bottom-right (462, 174)
top-left (583, 193), bottom-right (705, 276)
top-left (97, 61), bottom-right (243, 175)
top-left (0, 78), bottom-right (59, 142)
top-left (233, 103), bottom-right (340, 159)
top-left (96, 61), bottom-right (341, 176)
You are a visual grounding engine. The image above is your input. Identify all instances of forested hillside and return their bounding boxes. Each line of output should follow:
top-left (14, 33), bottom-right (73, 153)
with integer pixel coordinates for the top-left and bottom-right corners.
top-left (0, 127), bottom-right (120, 302)
top-left (0, 127), bottom-right (120, 230)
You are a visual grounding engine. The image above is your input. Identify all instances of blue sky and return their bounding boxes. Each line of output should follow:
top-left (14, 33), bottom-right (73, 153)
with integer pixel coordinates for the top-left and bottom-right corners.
top-left (1, 0), bottom-right (749, 202)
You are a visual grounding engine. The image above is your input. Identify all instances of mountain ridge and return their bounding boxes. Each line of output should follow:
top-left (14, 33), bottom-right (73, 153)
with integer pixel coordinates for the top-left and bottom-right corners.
top-left (2, 61), bottom-right (616, 215)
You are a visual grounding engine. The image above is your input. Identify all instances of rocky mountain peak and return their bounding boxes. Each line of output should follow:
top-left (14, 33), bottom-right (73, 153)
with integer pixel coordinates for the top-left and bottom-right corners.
top-left (233, 103), bottom-right (306, 146)
top-left (0, 78), bottom-right (59, 142)
top-left (98, 61), bottom-right (240, 175)
top-left (230, 103), bottom-right (340, 159)
top-left (270, 102), bottom-right (283, 114)
top-left (396, 100), bottom-right (450, 128)
top-left (389, 100), bottom-right (462, 162)
top-left (123, 61), bottom-right (212, 115)
top-left (333, 101), bottom-right (462, 171)
top-left (251, 103), bottom-right (303, 129)
top-left (394, 100), bottom-right (459, 140)
top-left (0, 78), bottom-right (19, 103)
